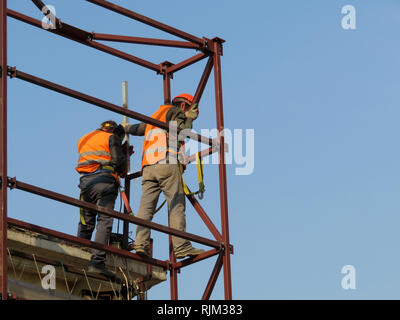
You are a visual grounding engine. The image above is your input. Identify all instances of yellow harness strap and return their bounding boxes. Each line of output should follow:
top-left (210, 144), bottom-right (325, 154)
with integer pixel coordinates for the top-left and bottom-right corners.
top-left (180, 152), bottom-right (205, 199)
top-left (79, 193), bottom-right (86, 225)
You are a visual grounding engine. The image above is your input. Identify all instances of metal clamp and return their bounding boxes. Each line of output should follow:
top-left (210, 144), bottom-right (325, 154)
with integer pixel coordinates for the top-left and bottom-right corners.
top-left (7, 66), bottom-right (16, 78)
top-left (198, 190), bottom-right (204, 200)
top-left (7, 177), bottom-right (17, 190)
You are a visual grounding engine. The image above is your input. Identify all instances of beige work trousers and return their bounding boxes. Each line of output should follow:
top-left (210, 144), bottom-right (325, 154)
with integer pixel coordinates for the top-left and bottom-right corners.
top-left (135, 163), bottom-right (192, 253)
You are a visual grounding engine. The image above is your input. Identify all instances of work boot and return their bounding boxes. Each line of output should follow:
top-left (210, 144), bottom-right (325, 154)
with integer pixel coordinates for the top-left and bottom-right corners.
top-left (135, 245), bottom-right (150, 258)
top-left (88, 263), bottom-right (117, 280)
top-left (175, 247), bottom-right (205, 259)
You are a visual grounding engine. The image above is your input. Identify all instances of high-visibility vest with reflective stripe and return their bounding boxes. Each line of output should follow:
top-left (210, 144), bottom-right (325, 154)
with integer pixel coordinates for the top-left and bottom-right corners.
top-left (76, 130), bottom-right (113, 173)
top-left (142, 105), bottom-right (184, 168)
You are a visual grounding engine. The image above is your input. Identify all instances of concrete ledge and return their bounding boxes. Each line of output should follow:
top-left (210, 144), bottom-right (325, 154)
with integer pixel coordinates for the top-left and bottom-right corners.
top-left (7, 226), bottom-right (167, 300)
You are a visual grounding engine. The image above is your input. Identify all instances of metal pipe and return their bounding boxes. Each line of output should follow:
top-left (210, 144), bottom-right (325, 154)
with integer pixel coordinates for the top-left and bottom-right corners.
top-left (8, 178), bottom-right (221, 249)
top-left (167, 52), bottom-right (208, 74)
top-left (7, 218), bottom-right (169, 269)
top-left (9, 68), bottom-right (215, 146)
top-left (186, 194), bottom-right (222, 242)
top-left (162, 69), bottom-right (179, 300)
top-left (92, 33), bottom-right (199, 50)
top-left (0, 0), bottom-right (7, 301)
top-left (161, 62), bottom-right (172, 105)
top-left (193, 57), bottom-right (214, 105)
top-left (213, 38), bottom-right (232, 300)
top-left (86, 0), bottom-right (205, 46)
top-left (202, 252), bottom-right (224, 300)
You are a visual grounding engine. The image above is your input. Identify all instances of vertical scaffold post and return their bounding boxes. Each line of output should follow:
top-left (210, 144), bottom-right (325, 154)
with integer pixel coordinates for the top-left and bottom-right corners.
top-left (162, 62), bottom-right (178, 300)
top-left (213, 38), bottom-right (232, 300)
top-left (0, 0), bottom-right (8, 301)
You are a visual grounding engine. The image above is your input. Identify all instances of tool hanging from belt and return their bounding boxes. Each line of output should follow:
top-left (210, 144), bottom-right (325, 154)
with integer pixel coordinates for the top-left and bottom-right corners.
top-left (79, 165), bottom-right (125, 225)
top-left (120, 187), bottom-right (133, 215)
top-left (180, 151), bottom-right (205, 199)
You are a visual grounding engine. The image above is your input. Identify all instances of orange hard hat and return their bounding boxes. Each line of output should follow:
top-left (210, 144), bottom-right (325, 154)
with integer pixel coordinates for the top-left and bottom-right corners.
top-left (172, 93), bottom-right (194, 105)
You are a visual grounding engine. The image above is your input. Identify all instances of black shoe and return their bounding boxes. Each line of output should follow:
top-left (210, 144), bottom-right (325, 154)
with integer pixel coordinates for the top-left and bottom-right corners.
top-left (175, 247), bottom-right (205, 259)
top-left (88, 264), bottom-right (116, 280)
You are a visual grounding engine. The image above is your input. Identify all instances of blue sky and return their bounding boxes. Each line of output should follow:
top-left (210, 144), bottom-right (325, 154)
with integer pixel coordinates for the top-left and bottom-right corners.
top-left (5, 0), bottom-right (400, 299)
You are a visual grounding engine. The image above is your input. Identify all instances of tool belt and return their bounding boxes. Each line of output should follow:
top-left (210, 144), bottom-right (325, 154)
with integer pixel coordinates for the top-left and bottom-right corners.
top-left (80, 165), bottom-right (120, 186)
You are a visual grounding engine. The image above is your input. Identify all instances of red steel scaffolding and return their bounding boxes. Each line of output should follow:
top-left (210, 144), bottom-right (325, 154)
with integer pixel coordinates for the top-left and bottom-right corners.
top-left (0, 0), bottom-right (232, 300)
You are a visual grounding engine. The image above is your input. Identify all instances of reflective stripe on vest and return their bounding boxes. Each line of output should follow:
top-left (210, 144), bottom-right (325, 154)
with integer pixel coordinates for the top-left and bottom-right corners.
top-left (76, 130), bottom-right (113, 174)
top-left (142, 105), bottom-right (172, 168)
top-left (141, 105), bottom-right (187, 168)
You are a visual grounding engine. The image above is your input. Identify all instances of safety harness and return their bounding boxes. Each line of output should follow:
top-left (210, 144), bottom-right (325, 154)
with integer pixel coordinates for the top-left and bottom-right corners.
top-left (180, 152), bottom-right (205, 199)
top-left (79, 152), bottom-right (205, 224)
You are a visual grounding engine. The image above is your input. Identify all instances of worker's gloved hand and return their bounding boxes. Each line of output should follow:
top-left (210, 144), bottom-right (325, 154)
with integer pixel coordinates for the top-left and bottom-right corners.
top-left (122, 141), bottom-right (134, 156)
top-left (113, 124), bottom-right (126, 140)
top-left (185, 103), bottom-right (199, 120)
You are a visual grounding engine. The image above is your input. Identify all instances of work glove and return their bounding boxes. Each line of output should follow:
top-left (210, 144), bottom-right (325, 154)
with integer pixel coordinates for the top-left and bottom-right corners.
top-left (113, 124), bottom-right (126, 140)
top-left (122, 141), bottom-right (134, 156)
top-left (185, 103), bottom-right (199, 120)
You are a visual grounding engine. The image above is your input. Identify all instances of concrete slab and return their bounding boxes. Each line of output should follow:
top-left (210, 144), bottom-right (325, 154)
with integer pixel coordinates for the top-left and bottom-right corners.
top-left (7, 226), bottom-right (167, 300)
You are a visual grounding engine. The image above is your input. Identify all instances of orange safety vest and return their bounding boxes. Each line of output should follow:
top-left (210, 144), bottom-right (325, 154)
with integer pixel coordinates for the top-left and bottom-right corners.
top-left (76, 130), bottom-right (120, 183)
top-left (142, 105), bottom-right (185, 168)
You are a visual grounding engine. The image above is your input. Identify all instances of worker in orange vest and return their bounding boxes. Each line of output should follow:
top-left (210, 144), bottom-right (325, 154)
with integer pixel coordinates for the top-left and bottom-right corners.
top-left (124, 94), bottom-right (205, 259)
top-left (76, 120), bottom-right (130, 278)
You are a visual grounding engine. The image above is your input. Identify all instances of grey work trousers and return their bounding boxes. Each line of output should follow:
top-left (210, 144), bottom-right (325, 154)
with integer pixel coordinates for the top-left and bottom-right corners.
top-left (135, 163), bottom-right (192, 253)
top-left (77, 173), bottom-right (118, 266)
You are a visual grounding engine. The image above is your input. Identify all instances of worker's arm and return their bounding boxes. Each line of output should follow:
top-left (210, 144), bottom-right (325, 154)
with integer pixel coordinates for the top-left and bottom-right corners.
top-left (125, 122), bottom-right (146, 136)
top-left (124, 105), bottom-right (195, 135)
top-left (108, 134), bottom-right (127, 175)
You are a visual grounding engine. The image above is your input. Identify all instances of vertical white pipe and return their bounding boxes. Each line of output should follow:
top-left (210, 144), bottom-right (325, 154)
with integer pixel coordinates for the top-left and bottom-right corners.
top-left (122, 81), bottom-right (130, 173)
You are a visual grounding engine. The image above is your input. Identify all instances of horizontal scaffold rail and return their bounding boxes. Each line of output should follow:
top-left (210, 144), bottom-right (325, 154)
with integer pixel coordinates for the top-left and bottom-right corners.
top-left (7, 67), bottom-right (215, 146)
top-left (86, 0), bottom-right (206, 47)
top-left (7, 177), bottom-right (222, 249)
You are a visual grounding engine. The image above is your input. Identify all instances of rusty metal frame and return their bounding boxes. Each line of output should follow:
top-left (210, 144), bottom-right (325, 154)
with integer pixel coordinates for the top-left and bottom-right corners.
top-left (0, 0), bottom-right (232, 300)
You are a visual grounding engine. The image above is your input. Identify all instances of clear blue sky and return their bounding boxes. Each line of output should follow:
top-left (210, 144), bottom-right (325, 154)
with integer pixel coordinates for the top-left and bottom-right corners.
top-left (5, 0), bottom-right (400, 299)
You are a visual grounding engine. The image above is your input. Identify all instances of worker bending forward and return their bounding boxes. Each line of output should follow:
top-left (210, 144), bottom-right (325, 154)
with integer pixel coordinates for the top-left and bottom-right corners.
top-left (75, 120), bottom-right (128, 278)
top-left (125, 94), bottom-right (204, 259)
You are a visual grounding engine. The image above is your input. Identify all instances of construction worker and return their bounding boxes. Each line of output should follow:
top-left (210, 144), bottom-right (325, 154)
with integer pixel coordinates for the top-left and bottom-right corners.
top-left (75, 120), bottom-right (129, 278)
top-left (124, 93), bottom-right (205, 259)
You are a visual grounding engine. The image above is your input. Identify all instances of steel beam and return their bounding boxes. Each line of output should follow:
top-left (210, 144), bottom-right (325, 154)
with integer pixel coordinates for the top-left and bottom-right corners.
top-left (92, 33), bottom-right (199, 49)
top-left (213, 38), bottom-right (232, 300)
top-left (167, 52), bottom-right (209, 74)
top-left (7, 9), bottom-right (160, 73)
top-left (9, 68), bottom-right (215, 146)
top-left (86, 0), bottom-right (205, 46)
top-left (0, 0), bottom-right (7, 301)
top-left (162, 70), bottom-right (179, 300)
top-left (161, 61), bottom-right (172, 105)
top-left (186, 194), bottom-right (222, 242)
top-left (202, 252), bottom-right (224, 300)
top-left (193, 56), bottom-right (214, 105)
